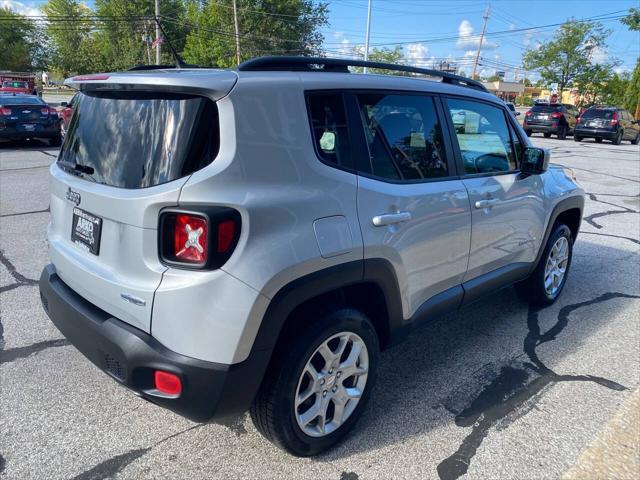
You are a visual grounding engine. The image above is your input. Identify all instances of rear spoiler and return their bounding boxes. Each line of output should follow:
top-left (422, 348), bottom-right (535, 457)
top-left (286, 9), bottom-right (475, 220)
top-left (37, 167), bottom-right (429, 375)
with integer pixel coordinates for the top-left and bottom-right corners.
top-left (64, 69), bottom-right (238, 101)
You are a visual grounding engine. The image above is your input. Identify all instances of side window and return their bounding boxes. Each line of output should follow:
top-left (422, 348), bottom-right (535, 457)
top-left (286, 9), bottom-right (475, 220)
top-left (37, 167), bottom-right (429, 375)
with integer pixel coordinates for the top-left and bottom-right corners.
top-left (307, 93), bottom-right (350, 167)
top-left (357, 93), bottom-right (448, 181)
top-left (446, 98), bottom-right (517, 175)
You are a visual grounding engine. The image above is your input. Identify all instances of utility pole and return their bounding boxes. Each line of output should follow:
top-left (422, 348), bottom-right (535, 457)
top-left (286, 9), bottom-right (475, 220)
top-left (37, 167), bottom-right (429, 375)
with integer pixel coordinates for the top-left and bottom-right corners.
top-left (472, 5), bottom-right (490, 80)
top-left (363, 0), bottom-right (372, 73)
top-left (155, 0), bottom-right (161, 65)
top-left (232, 0), bottom-right (241, 65)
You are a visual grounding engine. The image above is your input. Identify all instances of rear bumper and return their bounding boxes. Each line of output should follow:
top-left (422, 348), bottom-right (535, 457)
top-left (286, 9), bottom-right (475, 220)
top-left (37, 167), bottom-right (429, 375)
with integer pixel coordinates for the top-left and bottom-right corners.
top-left (0, 125), bottom-right (60, 139)
top-left (524, 123), bottom-right (559, 134)
top-left (39, 264), bottom-right (269, 422)
top-left (574, 127), bottom-right (617, 139)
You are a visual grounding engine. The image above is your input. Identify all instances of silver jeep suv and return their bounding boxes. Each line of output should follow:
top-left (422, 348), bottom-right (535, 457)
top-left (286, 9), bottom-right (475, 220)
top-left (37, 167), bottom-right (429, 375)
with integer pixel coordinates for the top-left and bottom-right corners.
top-left (39, 57), bottom-right (584, 456)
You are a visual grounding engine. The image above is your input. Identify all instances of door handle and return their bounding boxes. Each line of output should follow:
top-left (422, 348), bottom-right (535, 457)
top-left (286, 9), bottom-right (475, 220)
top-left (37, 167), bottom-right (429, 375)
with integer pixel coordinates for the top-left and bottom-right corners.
top-left (474, 199), bottom-right (500, 209)
top-left (372, 211), bottom-right (412, 226)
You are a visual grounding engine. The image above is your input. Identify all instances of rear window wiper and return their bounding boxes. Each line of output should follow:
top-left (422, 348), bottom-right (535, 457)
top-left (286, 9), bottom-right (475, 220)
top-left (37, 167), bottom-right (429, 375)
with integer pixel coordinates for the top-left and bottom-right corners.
top-left (58, 159), bottom-right (95, 175)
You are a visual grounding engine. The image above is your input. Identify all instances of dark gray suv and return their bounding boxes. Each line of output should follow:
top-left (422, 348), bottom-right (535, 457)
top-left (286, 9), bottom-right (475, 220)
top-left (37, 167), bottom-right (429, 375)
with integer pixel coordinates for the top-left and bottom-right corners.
top-left (574, 106), bottom-right (640, 144)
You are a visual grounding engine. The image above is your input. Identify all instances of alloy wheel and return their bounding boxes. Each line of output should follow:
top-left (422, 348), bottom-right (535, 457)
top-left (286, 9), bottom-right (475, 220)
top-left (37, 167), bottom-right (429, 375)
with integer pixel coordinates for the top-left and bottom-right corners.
top-left (544, 236), bottom-right (569, 296)
top-left (294, 331), bottom-right (369, 437)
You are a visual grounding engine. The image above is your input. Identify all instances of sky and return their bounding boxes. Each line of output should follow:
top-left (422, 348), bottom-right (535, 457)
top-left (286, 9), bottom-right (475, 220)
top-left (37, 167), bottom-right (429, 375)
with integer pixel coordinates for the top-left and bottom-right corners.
top-left (3, 0), bottom-right (640, 82)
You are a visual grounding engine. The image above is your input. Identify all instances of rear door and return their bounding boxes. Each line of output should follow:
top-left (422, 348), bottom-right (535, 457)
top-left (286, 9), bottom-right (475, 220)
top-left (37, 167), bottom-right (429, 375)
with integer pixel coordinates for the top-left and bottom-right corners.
top-left (443, 97), bottom-right (546, 281)
top-left (48, 88), bottom-right (223, 332)
top-left (353, 91), bottom-right (471, 319)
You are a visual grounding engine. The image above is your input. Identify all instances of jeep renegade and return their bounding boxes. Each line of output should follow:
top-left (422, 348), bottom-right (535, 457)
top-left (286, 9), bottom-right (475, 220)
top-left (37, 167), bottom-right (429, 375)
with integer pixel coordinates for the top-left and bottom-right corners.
top-left (39, 57), bottom-right (584, 456)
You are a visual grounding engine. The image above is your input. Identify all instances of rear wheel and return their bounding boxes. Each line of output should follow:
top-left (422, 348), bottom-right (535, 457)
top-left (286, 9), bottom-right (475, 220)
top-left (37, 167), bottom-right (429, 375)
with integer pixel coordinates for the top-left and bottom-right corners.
top-left (612, 130), bottom-right (623, 145)
top-left (595, 137), bottom-right (603, 143)
top-left (543, 132), bottom-right (552, 138)
top-left (525, 130), bottom-right (532, 137)
top-left (515, 223), bottom-right (573, 306)
top-left (574, 135), bottom-right (582, 142)
top-left (250, 308), bottom-right (379, 456)
top-left (631, 132), bottom-right (640, 145)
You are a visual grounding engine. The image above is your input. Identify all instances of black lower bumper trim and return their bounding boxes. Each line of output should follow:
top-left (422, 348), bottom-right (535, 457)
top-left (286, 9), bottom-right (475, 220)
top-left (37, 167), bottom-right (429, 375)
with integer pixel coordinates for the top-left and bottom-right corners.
top-left (39, 264), bottom-right (270, 422)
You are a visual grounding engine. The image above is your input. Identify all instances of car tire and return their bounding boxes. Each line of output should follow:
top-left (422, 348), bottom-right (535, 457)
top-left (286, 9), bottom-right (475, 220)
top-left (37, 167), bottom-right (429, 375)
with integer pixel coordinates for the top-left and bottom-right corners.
top-left (250, 308), bottom-right (379, 456)
top-left (595, 138), bottom-right (603, 143)
top-left (557, 126), bottom-right (567, 140)
top-left (543, 132), bottom-right (552, 138)
top-left (631, 132), bottom-right (639, 145)
top-left (574, 135), bottom-right (582, 142)
top-left (49, 134), bottom-right (62, 147)
top-left (612, 131), bottom-right (623, 145)
top-left (515, 223), bottom-right (573, 307)
top-left (525, 130), bottom-right (532, 137)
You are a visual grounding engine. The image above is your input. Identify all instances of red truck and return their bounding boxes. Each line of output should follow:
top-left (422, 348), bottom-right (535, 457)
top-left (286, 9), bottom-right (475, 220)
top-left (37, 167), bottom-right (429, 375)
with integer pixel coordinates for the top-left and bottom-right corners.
top-left (0, 72), bottom-right (37, 95)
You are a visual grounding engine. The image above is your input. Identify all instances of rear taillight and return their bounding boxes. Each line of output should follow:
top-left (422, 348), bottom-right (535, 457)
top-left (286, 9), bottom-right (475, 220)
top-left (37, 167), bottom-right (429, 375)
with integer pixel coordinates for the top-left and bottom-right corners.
top-left (611, 111), bottom-right (618, 125)
top-left (551, 112), bottom-right (562, 119)
top-left (159, 208), bottom-right (240, 269)
top-left (0, 108), bottom-right (11, 115)
top-left (525, 111), bottom-right (533, 116)
top-left (41, 107), bottom-right (50, 115)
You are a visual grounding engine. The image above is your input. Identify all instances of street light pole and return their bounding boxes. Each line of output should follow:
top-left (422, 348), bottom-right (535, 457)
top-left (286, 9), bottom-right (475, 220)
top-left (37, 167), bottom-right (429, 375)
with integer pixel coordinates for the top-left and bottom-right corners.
top-left (363, 0), bottom-right (372, 73)
top-left (155, 0), bottom-right (161, 65)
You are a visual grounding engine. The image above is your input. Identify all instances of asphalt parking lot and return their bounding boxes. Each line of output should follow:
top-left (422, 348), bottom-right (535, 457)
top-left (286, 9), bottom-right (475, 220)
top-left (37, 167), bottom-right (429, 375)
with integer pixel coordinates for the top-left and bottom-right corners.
top-left (1, 136), bottom-right (639, 479)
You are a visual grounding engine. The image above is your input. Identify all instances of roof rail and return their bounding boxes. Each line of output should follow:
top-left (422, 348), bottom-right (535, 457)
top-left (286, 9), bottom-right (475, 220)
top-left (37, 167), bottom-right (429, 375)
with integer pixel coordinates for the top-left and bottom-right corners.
top-left (237, 56), bottom-right (488, 92)
top-left (128, 64), bottom-right (201, 71)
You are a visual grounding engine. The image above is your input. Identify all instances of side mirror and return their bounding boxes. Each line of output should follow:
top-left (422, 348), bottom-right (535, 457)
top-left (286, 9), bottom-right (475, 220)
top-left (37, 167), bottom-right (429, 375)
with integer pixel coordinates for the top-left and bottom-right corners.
top-left (60, 102), bottom-right (68, 107)
top-left (515, 111), bottom-right (521, 116)
top-left (521, 147), bottom-right (549, 175)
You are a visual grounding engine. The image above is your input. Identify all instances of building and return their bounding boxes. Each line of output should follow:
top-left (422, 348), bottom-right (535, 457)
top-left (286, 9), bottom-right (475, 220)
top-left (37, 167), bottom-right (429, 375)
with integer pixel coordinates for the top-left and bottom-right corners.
top-left (481, 80), bottom-right (525, 102)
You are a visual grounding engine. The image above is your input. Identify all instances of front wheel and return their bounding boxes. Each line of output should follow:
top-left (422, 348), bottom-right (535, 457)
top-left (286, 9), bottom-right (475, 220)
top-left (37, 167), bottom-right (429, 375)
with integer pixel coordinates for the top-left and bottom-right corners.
top-left (574, 135), bottom-right (582, 142)
top-left (595, 138), bottom-right (603, 143)
top-left (49, 134), bottom-right (62, 147)
top-left (515, 223), bottom-right (573, 306)
top-left (250, 309), bottom-right (379, 456)
top-left (543, 132), bottom-right (552, 138)
top-left (525, 130), bottom-right (532, 137)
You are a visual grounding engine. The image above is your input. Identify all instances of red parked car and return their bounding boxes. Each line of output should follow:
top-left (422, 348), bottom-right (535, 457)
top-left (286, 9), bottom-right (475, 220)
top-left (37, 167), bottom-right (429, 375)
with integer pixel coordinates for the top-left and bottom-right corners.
top-left (57, 93), bottom-right (78, 138)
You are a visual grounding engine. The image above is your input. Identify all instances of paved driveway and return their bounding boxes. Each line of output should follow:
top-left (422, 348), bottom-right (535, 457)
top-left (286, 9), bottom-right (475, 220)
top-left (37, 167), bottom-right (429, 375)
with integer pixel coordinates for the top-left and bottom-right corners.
top-left (1, 136), bottom-right (638, 479)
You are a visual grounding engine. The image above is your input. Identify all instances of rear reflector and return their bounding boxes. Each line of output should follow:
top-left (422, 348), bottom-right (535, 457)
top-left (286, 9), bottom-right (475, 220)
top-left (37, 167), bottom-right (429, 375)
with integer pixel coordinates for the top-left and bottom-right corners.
top-left (217, 220), bottom-right (236, 252)
top-left (154, 370), bottom-right (182, 396)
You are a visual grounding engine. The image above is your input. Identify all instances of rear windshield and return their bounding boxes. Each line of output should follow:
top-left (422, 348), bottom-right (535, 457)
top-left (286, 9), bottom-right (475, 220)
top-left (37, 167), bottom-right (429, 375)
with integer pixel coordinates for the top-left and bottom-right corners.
top-left (581, 108), bottom-right (615, 119)
top-left (0, 96), bottom-right (42, 105)
top-left (58, 91), bottom-right (218, 189)
top-left (531, 105), bottom-right (562, 113)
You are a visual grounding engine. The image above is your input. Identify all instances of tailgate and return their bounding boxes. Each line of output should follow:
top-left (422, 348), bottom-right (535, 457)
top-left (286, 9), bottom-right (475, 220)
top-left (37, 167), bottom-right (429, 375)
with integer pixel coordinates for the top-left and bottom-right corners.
top-left (48, 166), bottom-right (184, 333)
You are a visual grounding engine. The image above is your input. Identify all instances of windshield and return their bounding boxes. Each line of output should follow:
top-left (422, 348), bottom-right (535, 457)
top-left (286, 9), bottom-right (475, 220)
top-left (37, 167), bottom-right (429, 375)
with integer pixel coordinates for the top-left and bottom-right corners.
top-left (2, 81), bottom-right (28, 88)
top-left (531, 105), bottom-right (562, 113)
top-left (581, 108), bottom-right (615, 119)
top-left (58, 91), bottom-right (219, 189)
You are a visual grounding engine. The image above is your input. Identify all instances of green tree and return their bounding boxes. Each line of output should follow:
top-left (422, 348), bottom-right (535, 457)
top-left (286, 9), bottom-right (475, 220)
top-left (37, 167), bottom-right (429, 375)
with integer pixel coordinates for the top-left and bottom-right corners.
top-left (0, 7), bottom-right (44, 71)
top-left (93, 0), bottom-right (187, 71)
top-left (523, 20), bottom-right (610, 96)
top-left (621, 7), bottom-right (640, 31)
top-left (350, 46), bottom-right (409, 75)
top-left (623, 60), bottom-right (640, 117)
top-left (182, 0), bottom-right (328, 68)
top-left (43, 0), bottom-right (96, 76)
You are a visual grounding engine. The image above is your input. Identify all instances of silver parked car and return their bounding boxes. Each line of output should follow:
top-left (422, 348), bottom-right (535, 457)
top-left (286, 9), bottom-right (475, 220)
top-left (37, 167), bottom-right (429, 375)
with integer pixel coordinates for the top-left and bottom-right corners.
top-left (39, 57), bottom-right (584, 456)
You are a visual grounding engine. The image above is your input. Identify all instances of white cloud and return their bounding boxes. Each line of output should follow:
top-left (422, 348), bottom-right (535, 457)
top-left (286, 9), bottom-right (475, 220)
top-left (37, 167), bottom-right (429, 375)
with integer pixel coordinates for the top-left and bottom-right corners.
top-left (332, 31), bottom-right (354, 57)
top-left (404, 43), bottom-right (429, 67)
top-left (1, 0), bottom-right (41, 16)
top-left (591, 46), bottom-right (607, 65)
top-left (455, 19), bottom-right (498, 50)
top-left (464, 50), bottom-right (477, 58)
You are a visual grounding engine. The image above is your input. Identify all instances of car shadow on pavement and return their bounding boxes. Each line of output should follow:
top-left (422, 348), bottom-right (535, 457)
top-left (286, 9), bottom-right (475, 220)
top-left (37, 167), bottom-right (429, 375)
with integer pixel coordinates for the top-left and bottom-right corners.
top-left (0, 138), bottom-right (58, 152)
top-left (317, 241), bottom-right (639, 478)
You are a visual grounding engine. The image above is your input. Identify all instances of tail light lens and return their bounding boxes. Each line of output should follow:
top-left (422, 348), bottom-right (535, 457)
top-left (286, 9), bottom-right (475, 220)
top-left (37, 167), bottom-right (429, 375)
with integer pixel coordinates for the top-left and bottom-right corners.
top-left (154, 370), bottom-right (181, 396)
top-left (41, 107), bottom-right (50, 115)
top-left (551, 112), bottom-right (562, 119)
top-left (0, 108), bottom-right (11, 115)
top-left (159, 207), bottom-right (240, 269)
top-left (611, 111), bottom-right (618, 125)
top-left (525, 111), bottom-right (533, 116)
